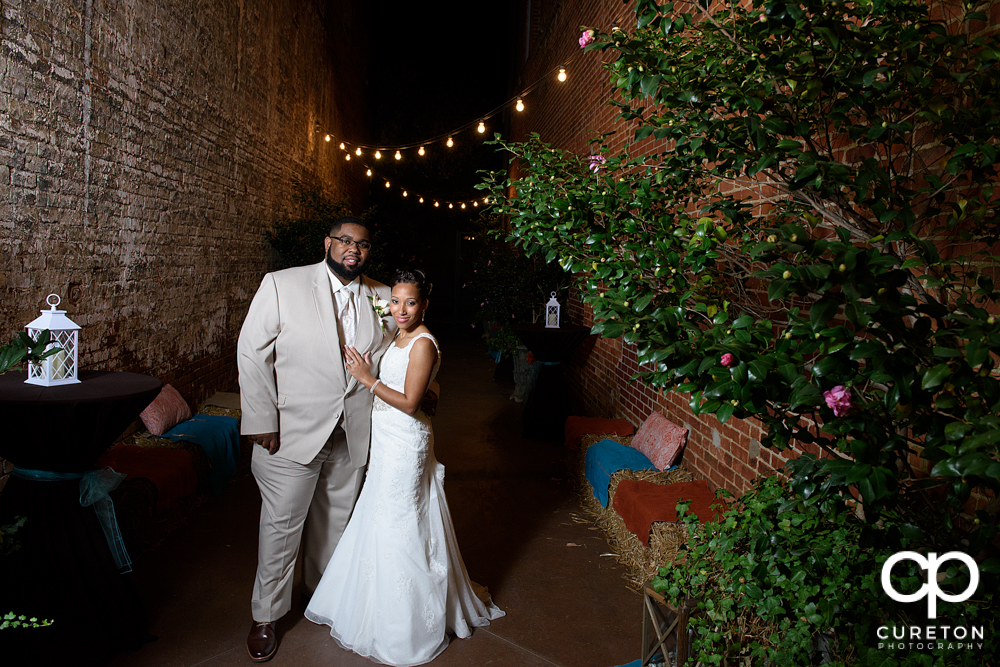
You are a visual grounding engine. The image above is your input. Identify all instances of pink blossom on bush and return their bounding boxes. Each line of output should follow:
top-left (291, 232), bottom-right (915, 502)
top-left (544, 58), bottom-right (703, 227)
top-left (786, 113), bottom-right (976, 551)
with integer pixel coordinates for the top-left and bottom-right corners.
top-left (720, 353), bottom-right (735, 367)
top-left (588, 155), bottom-right (606, 173)
top-left (824, 385), bottom-right (851, 417)
top-left (579, 29), bottom-right (595, 48)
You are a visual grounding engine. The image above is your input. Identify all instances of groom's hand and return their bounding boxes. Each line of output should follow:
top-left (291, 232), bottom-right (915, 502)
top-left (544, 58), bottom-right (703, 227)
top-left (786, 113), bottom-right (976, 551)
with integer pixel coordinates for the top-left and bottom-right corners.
top-left (250, 432), bottom-right (280, 455)
top-left (420, 390), bottom-right (438, 417)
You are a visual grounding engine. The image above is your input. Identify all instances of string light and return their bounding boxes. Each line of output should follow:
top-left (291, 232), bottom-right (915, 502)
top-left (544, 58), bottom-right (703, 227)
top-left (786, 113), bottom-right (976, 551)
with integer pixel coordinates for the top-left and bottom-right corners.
top-left (314, 51), bottom-right (592, 213)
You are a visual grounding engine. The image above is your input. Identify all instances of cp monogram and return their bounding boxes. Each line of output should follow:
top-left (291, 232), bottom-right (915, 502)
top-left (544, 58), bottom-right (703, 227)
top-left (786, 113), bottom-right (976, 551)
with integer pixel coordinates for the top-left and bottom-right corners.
top-left (881, 551), bottom-right (980, 619)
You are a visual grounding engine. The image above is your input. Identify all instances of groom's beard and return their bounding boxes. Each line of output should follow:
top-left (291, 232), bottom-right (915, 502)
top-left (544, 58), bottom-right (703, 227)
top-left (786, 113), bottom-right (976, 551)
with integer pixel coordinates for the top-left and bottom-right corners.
top-left (326, 248), bottom-right (366, 281)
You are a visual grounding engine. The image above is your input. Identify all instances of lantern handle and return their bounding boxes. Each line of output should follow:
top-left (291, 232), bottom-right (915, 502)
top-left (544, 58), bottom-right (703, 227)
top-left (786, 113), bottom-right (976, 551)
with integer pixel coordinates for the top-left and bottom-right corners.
top-left (550, 291), bottom-right (557, 298)
top-left (46, 293), bottom-right (61, 310)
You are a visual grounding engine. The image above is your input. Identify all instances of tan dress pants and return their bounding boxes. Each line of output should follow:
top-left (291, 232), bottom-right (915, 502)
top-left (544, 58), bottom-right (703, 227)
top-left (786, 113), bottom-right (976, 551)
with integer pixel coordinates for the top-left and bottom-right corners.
top-left (250, 422), bottom-right (365, 622)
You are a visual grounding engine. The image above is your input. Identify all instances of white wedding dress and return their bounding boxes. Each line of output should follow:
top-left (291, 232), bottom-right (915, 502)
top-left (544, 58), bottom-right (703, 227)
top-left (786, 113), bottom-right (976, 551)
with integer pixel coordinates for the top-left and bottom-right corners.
top-left (305, 332), bottom-right (504, 666)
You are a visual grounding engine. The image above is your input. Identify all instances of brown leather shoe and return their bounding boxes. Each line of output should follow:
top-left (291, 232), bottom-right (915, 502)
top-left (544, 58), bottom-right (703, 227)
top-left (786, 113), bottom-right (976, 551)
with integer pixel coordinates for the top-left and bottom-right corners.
top-left (247, 621), bottom-right (278, 662)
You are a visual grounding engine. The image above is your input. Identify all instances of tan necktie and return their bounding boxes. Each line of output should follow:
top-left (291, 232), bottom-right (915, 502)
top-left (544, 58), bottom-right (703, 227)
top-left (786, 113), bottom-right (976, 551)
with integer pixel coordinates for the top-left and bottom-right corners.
top-left (339, 288), bottom-right (356, 349)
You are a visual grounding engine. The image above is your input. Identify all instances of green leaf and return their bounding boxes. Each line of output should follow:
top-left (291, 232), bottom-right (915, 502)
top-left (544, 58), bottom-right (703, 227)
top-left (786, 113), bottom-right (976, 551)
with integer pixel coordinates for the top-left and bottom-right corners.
top-left (789, 384), bottom-right (822, 412)
top-left (600, 321), bottom-right (625, 339)
top-left (810, 297), bottom-right (839, 328)
top-left (921, 363), bottom-right (951, 390)
top-left (846, 463), bottom-right (872, 484)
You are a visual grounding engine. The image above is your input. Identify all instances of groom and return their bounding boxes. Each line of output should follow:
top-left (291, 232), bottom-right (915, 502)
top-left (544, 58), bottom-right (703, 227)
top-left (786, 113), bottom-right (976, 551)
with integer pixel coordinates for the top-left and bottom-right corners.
top-left (237, 217), bottom-right (394, 662)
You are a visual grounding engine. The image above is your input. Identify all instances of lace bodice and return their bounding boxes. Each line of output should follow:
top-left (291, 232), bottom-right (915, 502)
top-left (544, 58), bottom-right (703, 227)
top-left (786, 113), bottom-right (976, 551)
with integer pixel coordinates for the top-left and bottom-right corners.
top-left (373, 332), bottom-right (440, 413)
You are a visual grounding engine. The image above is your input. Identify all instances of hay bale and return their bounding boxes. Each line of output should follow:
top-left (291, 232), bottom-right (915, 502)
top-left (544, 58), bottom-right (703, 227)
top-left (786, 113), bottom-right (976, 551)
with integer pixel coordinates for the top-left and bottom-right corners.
top-left (196, 404), bottom-right (242, 420)
top-left (572, 435), bottom-right (697, 588)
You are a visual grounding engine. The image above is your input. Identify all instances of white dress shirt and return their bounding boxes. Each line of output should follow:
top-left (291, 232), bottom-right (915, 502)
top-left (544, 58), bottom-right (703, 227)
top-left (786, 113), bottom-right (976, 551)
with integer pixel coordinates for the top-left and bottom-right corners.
top-left (327, 267), bottom-right (361, 350)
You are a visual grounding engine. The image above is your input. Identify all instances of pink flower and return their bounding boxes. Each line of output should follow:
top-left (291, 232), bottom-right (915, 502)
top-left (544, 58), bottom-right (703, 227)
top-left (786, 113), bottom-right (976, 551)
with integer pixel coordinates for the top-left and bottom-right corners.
top-left (720, 353), bottom-right (735, 367)
top-left (579, 29), bottom-right (595, 48)
top-left (588, 154), bottom-right (606, 173)
top-left (824, 385), bottom-right (851, 417)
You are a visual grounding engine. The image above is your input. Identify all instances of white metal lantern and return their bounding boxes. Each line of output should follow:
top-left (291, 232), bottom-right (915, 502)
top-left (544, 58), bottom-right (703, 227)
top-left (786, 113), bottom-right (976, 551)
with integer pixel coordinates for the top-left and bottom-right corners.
top-left (25, 294), bottom-right (81, 386)
top-left (545, 292), bottom-right (561, 329)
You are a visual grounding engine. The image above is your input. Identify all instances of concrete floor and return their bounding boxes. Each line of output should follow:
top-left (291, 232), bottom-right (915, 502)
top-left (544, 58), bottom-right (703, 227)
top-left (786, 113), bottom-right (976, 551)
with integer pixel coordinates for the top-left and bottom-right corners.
top-left (108, 327), bottom-right (643, 667)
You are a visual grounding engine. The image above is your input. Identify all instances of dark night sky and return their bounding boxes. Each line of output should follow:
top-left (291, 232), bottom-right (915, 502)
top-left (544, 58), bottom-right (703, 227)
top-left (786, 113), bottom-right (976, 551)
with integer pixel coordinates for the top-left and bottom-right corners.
top-left (357, 2), bottom-right (520, 322)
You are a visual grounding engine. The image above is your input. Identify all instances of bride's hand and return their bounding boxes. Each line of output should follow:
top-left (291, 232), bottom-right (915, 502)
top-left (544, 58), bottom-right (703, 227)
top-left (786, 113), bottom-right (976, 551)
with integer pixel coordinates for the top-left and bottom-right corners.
top-left (344, 346), bottom-right (374, 384)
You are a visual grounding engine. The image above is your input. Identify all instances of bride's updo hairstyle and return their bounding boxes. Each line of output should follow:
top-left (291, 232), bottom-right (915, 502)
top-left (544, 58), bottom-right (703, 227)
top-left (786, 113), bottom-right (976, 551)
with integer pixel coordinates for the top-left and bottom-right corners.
top-left (391, 267), bottom-right (432, 301)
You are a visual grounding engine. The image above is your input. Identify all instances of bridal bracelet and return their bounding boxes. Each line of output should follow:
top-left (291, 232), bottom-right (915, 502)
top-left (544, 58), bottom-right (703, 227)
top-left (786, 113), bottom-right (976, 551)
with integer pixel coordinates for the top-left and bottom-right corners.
top-left (370, 379), bottom-right (381, 394)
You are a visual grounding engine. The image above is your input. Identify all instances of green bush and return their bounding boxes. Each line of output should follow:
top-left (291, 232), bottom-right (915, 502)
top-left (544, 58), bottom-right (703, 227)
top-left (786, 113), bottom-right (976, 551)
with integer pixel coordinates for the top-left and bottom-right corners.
top-left (657, 474), bottom-right (997, 666)
top-left (480, 0), bottom-right (1000, 557)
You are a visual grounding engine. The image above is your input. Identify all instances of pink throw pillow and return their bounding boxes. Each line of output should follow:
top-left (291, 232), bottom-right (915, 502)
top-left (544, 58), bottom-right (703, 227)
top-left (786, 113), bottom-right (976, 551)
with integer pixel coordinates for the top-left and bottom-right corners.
top-left (630, 412), bottom-right (687, 470)
top-left (140, 384), bottom-right (192, 436)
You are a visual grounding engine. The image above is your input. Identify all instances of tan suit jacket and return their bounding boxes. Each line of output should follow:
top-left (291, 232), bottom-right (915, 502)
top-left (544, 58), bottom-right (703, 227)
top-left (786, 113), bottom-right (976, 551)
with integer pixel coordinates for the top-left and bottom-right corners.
top-left (238, 262), bottom-right (395, 466)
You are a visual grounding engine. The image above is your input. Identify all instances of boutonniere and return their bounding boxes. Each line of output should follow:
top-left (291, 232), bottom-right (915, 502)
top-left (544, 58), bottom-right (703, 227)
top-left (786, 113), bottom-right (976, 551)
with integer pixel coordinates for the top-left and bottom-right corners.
top-left (369, 295), bottom-right (391, 332)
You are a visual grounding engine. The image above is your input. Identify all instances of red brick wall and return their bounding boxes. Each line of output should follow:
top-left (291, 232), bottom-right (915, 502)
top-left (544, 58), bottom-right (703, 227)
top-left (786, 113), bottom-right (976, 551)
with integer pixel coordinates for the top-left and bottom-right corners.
top-left (0, 0), bottom-right (370, 406)
top-left (510, 0), bottom-right (823, 494)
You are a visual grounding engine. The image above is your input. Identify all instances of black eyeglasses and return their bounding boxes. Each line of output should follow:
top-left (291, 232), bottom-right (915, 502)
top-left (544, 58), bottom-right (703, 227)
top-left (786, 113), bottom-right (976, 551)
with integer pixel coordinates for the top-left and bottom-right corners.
top-left (330, 235), bottom-right (372, 251)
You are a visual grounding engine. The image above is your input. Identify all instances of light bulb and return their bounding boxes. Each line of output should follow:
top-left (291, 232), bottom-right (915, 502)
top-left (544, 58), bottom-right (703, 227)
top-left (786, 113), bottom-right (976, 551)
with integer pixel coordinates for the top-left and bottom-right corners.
top-left (403, 190), bottom-right (408, 197)
top-left (461, 203), bottom-right (466, 209)
top-left (366, 168), bottom-right (372, 177)
top-left (434, 201), bottom-right (439, 207)
top-left (345, 154), bottom-right (351, 161)
top-left (558, 67), bottom-right (567, 82)
top-left (449, 203), bottom-right (454, 209)
top-left (419, 197), bottom-right (424, 203)
top-left (339, 142), bottom-right (345, 150)
top-left (395, 150), bottom-right (401, 160)
top-left (484, 197), bottom-right (489, 203)
top-left (477, 121), bottom-right (486, 133)
top-left (515, 97), bottom-right (524, 112)
top-left (355, 147), bottom-right (362, 156)
top-left (446, 136), bottom-right (454, 148)
top-left (473, 201), bottom-right (479, 207)
top-left (375, 150), bottom-right (382, 160)
top-left (385, 181), bottom-right (390, 188)
top-left (418, 146), bottom-right (425, 156)
top-left (325, 134), bottom-right (331, 142)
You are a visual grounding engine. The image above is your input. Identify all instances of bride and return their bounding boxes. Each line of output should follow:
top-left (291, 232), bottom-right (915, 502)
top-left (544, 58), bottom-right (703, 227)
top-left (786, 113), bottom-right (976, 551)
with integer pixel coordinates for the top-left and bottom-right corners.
top-left (305, 267), bottom-right (504, 666)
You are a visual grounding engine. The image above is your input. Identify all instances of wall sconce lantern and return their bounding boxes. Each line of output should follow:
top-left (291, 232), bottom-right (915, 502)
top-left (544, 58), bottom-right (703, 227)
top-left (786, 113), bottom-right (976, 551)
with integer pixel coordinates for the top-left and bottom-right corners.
top-left (25, 294), bottom-right (81, 386)
top-left (545, 292), bottom-right (561, 329)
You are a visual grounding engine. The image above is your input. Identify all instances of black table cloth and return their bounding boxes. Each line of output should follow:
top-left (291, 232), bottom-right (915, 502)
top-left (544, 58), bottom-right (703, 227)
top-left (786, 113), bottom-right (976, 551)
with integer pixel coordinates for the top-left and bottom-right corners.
top-left (0, 370), bottom-right (161, 664)
top-left (512, 323), bottom-right (591, 441)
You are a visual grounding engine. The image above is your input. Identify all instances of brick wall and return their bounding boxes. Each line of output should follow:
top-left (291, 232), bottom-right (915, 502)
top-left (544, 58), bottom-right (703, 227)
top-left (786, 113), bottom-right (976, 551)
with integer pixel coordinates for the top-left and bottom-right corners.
top-left (510, 0), bottom-right (801, 494)
top-left (0, 0), bottom-right (369, 405)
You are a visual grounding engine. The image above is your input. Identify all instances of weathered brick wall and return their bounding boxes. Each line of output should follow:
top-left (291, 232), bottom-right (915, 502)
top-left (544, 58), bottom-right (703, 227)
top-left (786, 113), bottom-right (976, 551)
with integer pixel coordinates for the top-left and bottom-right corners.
top-left (510, 0), bottom-right (790, 494)
top-left (0, 0), bottom-right (369, 405)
